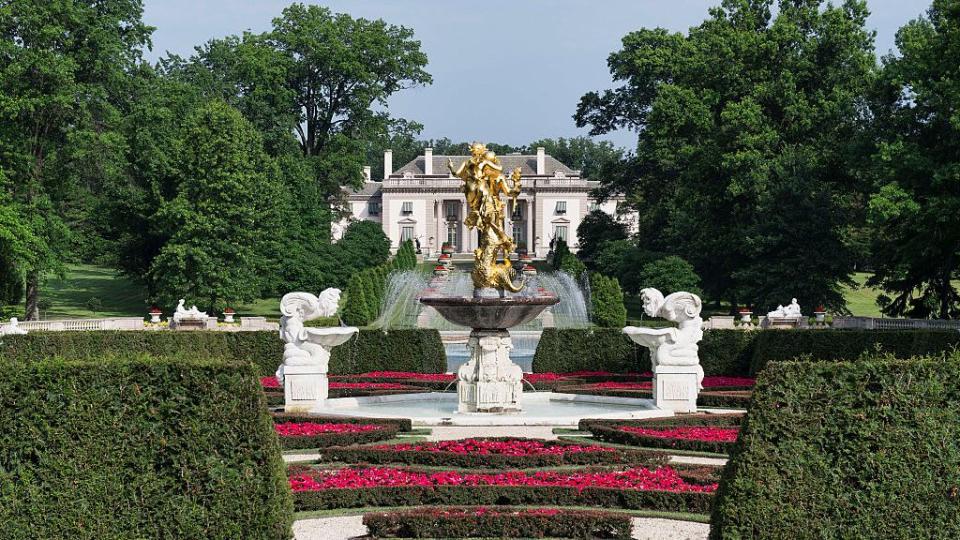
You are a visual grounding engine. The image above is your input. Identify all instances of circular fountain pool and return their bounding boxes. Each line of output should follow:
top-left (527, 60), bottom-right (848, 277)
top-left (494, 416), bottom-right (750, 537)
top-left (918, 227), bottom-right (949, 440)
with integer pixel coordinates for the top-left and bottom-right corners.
top-left (308, 392), bottom-right (673, 427)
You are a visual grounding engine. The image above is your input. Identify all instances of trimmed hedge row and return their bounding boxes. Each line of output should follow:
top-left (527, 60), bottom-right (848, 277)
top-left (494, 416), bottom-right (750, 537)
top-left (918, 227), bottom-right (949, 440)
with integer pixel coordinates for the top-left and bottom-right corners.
top-left (580, 414), bottom-right (744, 454)
top-left (275, 425), bottom-right (400, 450)
top-left (293, 485), bottom-right (714, 514)
top-left (0, 355), bottom-right (292, 540)
top-left (710, 355), bottom-right (960, 539)
top-left (272, 413), bottom-right (413, 432)
top-left (0, 328), bottom-right (446, 376)
top-left (748, 329), bottom-right (960, 374)
top-left (534, 328), bottom-right (960, 377)
top-left (363, 507), bottom-right (633, 539)
top-left (315, 438), bottom-right (666, 469)
top-left (532, 328), bottom-right (755, 376)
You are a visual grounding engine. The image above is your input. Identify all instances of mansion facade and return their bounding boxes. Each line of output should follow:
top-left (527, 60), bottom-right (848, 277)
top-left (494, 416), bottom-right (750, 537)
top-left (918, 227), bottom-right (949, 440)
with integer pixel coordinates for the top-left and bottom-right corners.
top-left (334, 147), bottom-right (636, 259)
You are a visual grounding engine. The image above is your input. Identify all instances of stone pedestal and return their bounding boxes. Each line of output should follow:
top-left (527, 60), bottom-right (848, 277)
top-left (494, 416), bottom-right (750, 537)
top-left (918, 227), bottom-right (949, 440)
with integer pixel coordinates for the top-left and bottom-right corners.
top-left (653, 365), bottom-right (699, 412)
top-left (283, 364), bottom-right (329, 413)
top-left (457, 329), bottom-right (523, 413)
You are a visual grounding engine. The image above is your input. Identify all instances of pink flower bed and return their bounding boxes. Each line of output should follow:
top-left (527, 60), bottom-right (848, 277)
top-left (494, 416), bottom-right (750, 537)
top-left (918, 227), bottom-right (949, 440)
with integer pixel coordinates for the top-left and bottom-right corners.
top-left (619, 426), bottom-right (740, 443)
top-left (701, 376), bottom-right (755, 388)
top-left (328, 382), bottom-right (412, 390)
top-left (274, 422), bottom-right (384, 437)
top-left (289, 466), bottom-right (716, 493)
top-left (588, 381), bottom-right (653, 390)
top-left (340, 371), bottom-right (455, 382)
top-left (261, 376), bottom-right (281, 389)
top-left (371, 439), bottom-right (616, 456)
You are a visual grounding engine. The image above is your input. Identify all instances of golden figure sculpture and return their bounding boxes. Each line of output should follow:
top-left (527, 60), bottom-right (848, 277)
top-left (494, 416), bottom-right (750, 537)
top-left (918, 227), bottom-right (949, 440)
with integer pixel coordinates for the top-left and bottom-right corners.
top-left (448, 143), bottom-right (524, 294)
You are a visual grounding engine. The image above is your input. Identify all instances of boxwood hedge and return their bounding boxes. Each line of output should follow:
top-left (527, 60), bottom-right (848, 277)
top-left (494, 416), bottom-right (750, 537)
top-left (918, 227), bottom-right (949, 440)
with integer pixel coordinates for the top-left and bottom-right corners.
top-left (0, 328), bottom-right (446, 376)
top-left (0, 355), bottom-right (293, 540)
top-left (710, 355), bottom-right (960, 539)
top-left (534, 328), bottom-right (960, 377)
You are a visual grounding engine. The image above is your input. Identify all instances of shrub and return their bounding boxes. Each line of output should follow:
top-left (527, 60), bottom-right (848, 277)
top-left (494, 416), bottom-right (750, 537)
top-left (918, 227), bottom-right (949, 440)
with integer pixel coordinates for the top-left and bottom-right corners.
top-left (748, 329), bottom-right (960, 374)
top-left (637, 256), bottom-right (702, 297)
top-left (0, 355), bottom-right (292, 540)
top-left (533, 328), bottom-right (755, 376)
top-left (581, 414), bottom-right (744, 454)
top-left (0, 328), bottom-right (446, 376)
top-left (316, 438), bottom-right (664, 469)
top-left (710, 355), bottom-right (960, 539)
top-left (363, 507), bottom-right (633, 539)
top-left (590, 272), bottom-right (627, 327)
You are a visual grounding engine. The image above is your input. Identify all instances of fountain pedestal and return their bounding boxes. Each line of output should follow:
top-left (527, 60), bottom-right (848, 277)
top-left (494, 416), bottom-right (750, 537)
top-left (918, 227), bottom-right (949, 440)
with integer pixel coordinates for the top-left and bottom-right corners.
top-left (420, 295), bottom-right (558, 414)
top-left (283, 366), bottom-right (329, 412)
top-left (457, 330), bottom-right (523, 412)
top-left (652, 365), bottom-right (699, 412)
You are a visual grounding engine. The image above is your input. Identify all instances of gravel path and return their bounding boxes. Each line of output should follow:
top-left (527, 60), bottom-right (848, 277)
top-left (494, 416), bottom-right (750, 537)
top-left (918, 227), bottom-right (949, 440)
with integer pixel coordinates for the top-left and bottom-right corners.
top-left (669, 455), bottom-right (728, 467)
top-left (292, 515), bottom-right (710, 540)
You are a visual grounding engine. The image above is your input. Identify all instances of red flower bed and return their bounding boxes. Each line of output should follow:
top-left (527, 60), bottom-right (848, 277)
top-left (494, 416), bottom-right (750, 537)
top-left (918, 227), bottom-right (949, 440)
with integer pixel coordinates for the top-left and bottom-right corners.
top-left (619, 426), bottom-right (740, 443)
top-left (289, 466), bottom-right (717, 493)
top-left (588, 381), bottom-right (652, 390)
top-left (372, 438), bottom-right (616, 456)
top-left (261, 376), bottom-right (281, 389)
top-left (702, 376), bottom-right (755, 388)
top-left (274, 422), bottom-right (384, 437)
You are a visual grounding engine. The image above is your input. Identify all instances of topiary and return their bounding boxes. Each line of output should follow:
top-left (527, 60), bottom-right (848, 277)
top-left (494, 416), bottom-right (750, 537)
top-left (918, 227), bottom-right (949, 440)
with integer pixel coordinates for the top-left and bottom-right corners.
top-left (589, 273), bottom-right (627, 327)
top-left (637, 256), bottom-right (702, 296)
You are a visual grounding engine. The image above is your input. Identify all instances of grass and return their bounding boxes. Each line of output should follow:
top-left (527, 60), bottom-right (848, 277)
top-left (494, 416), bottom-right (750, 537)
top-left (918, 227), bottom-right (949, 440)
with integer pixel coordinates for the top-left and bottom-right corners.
top-left (34, 263), bottom-right (896, 321)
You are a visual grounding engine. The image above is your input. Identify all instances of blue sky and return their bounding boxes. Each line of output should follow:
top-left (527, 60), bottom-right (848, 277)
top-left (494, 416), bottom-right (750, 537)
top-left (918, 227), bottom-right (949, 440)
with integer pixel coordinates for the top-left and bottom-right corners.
top-left (143, 0), bottom-right (929, 149)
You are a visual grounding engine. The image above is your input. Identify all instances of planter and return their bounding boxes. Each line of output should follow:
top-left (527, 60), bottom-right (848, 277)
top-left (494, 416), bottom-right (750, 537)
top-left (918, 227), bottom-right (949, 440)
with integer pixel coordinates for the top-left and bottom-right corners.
top-left (738, 311), bottom-right (753, 324)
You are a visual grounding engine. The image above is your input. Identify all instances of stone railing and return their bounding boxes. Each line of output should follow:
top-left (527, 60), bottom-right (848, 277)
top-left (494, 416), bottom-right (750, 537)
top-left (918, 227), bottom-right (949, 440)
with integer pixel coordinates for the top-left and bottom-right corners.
top-left (832, 316), bottom-right (960, 331)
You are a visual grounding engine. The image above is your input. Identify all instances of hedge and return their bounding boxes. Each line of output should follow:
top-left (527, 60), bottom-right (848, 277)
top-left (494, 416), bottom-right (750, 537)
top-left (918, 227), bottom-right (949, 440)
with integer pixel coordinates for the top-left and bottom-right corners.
top-left (293, 484), bottom-right (714, 514)
top-left (0, 328), bottom-right (446, 376)
top-left (0, 355), bottom-right (292, 540)
top-left (315, 438), bottom-right (665, 469)
top-left (535, 328), bottom-right (960, 377)
top-left (748, 329), bottom-right (960, 374)
top-left (710, 354), bottom-right (960, 539)
top-left (274, 424), bottom-right (400, 450)
top-left (272, 412), bottom-right (413, 432)
top-left (363, 507), bottom-right (633, 539)
top-left (532, 328), bottom-right (755, 376)
top-left (580, 414), bottom-right (744, 454)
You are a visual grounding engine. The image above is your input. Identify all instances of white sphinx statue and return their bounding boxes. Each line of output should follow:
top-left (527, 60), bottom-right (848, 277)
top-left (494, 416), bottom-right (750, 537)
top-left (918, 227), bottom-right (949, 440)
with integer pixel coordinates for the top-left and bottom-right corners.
top-left (623, 288), bottom-right (704, 412)
top-left (1, 317), bottom-right (28, 336)
top-left (172, 299), bottom-right (208, 323)
top-left (276, 289), bottom-right (356, 412)
top-left (767, 298), bottom-right (802, 319)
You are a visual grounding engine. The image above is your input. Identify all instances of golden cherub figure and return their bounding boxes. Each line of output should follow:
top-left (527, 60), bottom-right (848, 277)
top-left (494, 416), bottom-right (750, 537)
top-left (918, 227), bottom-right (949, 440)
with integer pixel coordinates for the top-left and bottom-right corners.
top-left (448, 143), bottom-right (524, 293)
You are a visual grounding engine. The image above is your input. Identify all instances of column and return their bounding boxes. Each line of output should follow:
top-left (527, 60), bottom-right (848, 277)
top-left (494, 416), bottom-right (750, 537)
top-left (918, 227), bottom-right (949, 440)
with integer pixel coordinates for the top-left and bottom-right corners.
top-left (525, 200), bottom-right (533, 255)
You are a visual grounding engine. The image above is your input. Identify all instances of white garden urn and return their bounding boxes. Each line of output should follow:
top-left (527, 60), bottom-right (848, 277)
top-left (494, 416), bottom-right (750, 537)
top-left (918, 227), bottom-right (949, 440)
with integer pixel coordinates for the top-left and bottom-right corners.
top-left (623, 288), bottom-right (705, 412)
top-left (276, 290), bottom-right (355, 412)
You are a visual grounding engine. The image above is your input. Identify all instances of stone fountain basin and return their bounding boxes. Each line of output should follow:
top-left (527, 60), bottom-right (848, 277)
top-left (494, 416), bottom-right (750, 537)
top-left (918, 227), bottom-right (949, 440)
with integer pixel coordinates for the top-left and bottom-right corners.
top-left (419, 296), bottom-right (559, 330)
top-left (303, 326), bottom-right (358, 347)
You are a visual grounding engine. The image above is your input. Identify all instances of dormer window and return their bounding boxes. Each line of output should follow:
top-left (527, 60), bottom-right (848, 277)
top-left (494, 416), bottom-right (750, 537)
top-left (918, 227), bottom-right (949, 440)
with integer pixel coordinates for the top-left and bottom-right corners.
top-left (555, 201), bottom-right (567, 214)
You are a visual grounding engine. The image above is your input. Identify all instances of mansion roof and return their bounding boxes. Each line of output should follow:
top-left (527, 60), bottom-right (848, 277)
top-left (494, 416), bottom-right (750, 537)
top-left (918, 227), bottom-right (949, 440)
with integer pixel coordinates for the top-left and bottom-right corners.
top-left (393, 154), bottom-right (578, 178)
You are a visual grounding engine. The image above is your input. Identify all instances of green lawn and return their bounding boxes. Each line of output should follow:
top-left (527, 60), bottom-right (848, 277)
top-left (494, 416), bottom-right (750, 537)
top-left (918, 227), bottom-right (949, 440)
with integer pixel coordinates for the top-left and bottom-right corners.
top-left (36, 264), bottom-right (891, 321)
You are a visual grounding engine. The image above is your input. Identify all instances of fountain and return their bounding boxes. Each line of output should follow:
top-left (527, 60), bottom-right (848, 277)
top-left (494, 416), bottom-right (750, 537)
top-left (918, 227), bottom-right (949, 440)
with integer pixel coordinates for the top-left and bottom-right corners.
top-left (298, 143), bottom-right (671, 426)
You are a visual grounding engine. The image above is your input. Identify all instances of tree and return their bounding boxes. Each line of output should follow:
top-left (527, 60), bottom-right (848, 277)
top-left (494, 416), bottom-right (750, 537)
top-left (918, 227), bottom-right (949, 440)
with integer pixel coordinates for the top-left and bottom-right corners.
top-left (575, 0), bottom-right (875, 312)
top-left (590, 273), bottom-right (627, 327)
top-left (638, 256), bottom-right (702, 297)
top-left (148, 101), bottom-right (284, 311)
top-left (524, 137), bottom-right (624, 181)
top-left (867, 0), bottom-right (960, 319)
top-left (337, 220), bottom-right (392, 277)
top-left (0, 0), bottom-right (152, 318)
top-left (576, 210), bottom-right (629, 266)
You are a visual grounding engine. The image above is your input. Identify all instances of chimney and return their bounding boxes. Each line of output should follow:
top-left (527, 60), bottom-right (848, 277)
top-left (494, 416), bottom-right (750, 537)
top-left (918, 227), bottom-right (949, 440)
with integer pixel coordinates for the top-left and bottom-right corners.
top-left (383, 149), bottom-right (393, 180)
top-left (362, 166), bottom-right (371, 182)
top-left (424, 147), bottom-right (433, 175)
top-left (536, 147), bottom-right (545, 175)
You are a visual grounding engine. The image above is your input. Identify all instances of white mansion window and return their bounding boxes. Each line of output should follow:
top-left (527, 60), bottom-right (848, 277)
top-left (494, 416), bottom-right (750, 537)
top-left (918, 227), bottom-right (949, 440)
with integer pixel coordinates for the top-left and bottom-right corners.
top-left (513, 222), bottom-right (525, 247)
top-left (555, 201), bottom-right (567, 214)
top-left (554, 225), bottom-right (568, 242)
top-left (446, 223), bottom-right (458, 249)
top-left (401, 201), bottom-right (413, 214)
top-left (368, 201), bottom-right (381, 216)
top-left (445, 201), bottom-right (459, 221)
top-left (401, 226), bottom-right (414, 242)
top-left (511, 201), bottom-right (523, 220)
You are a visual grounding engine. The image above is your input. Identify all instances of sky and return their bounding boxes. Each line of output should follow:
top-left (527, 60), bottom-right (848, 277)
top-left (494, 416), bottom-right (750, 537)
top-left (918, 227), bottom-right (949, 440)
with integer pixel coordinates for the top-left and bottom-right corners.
top-left (143, 0), bottom-right (930, 150)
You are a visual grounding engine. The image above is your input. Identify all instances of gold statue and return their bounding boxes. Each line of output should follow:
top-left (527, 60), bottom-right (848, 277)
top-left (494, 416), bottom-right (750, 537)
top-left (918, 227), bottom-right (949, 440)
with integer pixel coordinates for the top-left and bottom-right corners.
top-left (448, 143), bottom-right (524, 294)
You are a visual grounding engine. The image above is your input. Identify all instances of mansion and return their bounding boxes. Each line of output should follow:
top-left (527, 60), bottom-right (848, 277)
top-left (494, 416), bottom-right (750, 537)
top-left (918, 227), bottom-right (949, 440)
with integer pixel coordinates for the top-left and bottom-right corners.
top-left (335, 147), bottom-right (636, 259)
